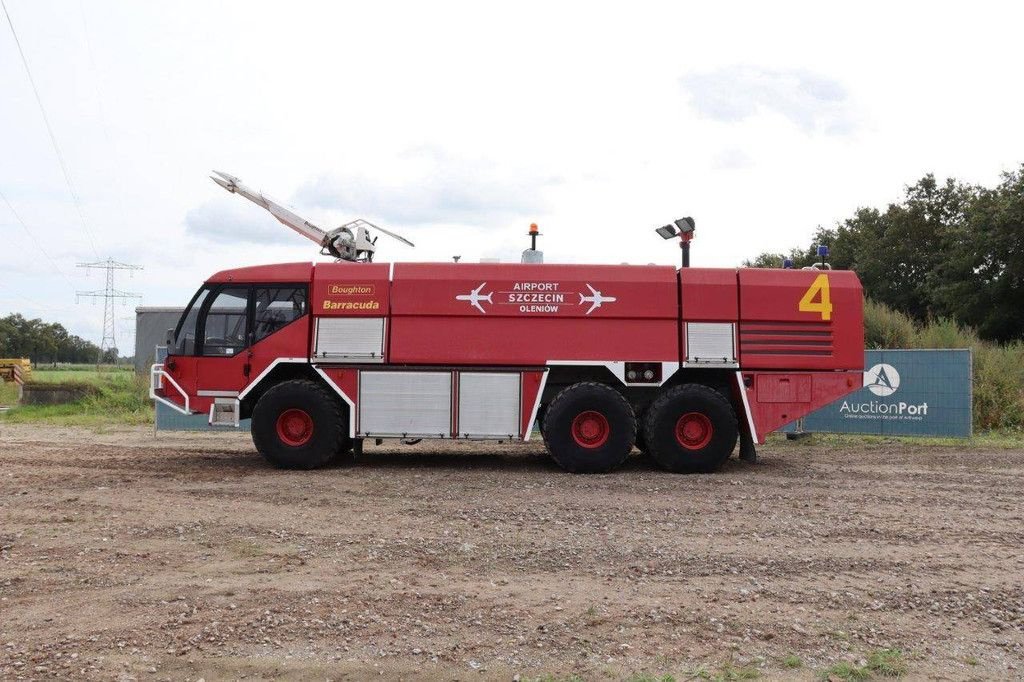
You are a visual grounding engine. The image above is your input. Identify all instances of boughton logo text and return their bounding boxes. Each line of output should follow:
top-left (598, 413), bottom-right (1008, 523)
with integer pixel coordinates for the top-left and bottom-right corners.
top-left (329, 284), bottom-right (375, 296)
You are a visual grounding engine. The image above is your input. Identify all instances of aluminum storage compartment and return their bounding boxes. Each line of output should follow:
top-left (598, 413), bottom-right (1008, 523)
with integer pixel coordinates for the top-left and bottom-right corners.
top-left (315, 317), bottom-right (385, 361)
top-left (457, 372), bottom-right (520, 438)
top-left (685, 322), bottom-right (736, 365)
top-left (358, 371), bottom-right (451, 437)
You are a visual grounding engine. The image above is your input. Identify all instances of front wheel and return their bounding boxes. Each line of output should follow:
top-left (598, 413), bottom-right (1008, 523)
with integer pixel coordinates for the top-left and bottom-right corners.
top-left (251, 379), bottom-right (350, 469)
top-left (643, 384), bottom-right (737, 473)
top-left (541, 382), bottom-right (635, 473)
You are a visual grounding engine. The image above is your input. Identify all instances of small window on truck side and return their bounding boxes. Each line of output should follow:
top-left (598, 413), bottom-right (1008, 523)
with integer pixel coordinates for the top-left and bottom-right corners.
top-left (253, 286), bottom-right (308, 343)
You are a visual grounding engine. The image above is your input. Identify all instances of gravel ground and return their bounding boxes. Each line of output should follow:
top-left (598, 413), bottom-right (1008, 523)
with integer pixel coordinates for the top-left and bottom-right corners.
top-left (1, 424), bottom-right (1022, 680)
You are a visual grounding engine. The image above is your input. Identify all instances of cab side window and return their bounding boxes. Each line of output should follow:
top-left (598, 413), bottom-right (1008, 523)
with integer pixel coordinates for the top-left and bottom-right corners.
top-left (201, 288), bottom-right (249, 356)
top-left (253, 287), bottom-right (307, 343)
top-left (171, 287), bottom-right (210, 356)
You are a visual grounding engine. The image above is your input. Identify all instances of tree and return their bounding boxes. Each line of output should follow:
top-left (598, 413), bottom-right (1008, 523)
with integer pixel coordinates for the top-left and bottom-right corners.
top-left (933, 167), bottom-right (1024, 341)
top-left (742, 252), bottom-right (789, 268)
top-left (740, 170), bottom-right (1024, 341)
top-left (0, 313), bottom-right (103, 363)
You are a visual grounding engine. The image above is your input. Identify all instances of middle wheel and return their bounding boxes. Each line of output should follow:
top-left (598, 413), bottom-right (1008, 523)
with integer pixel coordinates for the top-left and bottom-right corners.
top-left (541, 382), bottom-right (636, 473)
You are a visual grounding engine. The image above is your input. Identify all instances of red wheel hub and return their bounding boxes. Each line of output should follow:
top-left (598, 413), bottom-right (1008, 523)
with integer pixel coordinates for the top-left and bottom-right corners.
top-left (571, 410), bottom-right (610, 449)
top-left (276, 408), bottom-right (313, 446)
top-left (675, 412), bottom-right (713, 450)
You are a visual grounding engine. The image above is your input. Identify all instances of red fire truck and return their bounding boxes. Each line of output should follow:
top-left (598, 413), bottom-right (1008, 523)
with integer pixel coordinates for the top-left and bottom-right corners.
top-left (151, 173), bottom-right (864, 473)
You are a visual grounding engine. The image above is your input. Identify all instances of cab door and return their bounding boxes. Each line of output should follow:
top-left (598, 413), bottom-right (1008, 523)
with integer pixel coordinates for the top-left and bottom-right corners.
top-left (195, 284), bottom-right (311, 399)
top-left (194, 286), bottom-right (252, 398)
top-left (163, 286), bottom-right (212, 410)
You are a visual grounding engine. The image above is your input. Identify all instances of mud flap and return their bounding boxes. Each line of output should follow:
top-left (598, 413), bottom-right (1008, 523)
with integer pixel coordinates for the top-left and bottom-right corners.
top-left (732, 371), bottom-right (758, 463)
top-left (739, 427), bottom-right (757, 463)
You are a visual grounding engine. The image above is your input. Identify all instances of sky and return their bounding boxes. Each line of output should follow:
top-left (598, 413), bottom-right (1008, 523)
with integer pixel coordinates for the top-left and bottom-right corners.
top-left (1, 1), bottom-right (1023, 349)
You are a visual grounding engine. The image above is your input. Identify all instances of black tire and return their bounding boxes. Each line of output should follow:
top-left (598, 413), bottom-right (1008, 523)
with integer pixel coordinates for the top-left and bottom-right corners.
top-left (251, 379), bottom-right (350, 469)
top-left (643, 383), bottom-right (738, 473)
top-left (541, 382), bottom-right (635, 473)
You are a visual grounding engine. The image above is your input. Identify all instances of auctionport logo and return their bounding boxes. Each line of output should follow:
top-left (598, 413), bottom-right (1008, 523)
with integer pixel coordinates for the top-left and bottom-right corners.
top-left (839, 361), bottom-right (928, 419)
top-left (865, 363), bottom-right (900, 396)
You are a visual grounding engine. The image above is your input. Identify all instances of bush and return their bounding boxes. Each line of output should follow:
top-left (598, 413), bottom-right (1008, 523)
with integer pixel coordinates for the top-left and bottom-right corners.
top-left (864, 298), bottom-right (917, 349)
top-left (913, 317), bottom-right (978, 349)
top-left (973, 342), bottom-right (1024, 429)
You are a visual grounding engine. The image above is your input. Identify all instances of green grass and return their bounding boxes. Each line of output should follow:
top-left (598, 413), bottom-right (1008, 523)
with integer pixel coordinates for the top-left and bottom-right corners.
top-left (820, 661), bottom-right (871, 681)
top-left (782, 655), bottom-right (803, 669)
top-left (0, 380), bottom-right (18, 406)
top-left (0, 367), bottom-right (152, 426)
top-left (28, 365), bottom-right (135, 383)
top-left (866, 649), bottom-right (907, 677)
top-left (819, 649), bottom-right (907, 680)
top-left (691, 664), bottom-right (760, 681)
top-left (773, 429), bottom-right (1024, 450)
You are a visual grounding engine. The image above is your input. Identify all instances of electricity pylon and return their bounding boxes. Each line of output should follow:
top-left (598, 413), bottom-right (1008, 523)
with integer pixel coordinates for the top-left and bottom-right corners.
top-left (76, 258), bottom-right (142, 365)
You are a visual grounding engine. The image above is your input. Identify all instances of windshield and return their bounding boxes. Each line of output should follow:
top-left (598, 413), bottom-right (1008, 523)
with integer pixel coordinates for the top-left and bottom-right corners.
top-left (170, 287), bottom-right (210, 355)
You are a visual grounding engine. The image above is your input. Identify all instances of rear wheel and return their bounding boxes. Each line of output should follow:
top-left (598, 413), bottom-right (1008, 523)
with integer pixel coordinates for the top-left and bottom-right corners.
top-left (643, 383), bottom-right (737, 473)
top-left (542, 382), bottom-right (635, 473)
top-left (251, 379), bottom-right (349, 469)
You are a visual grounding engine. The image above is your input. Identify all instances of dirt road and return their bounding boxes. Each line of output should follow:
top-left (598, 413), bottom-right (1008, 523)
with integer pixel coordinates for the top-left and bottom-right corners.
top-left (1, 425), bottom-right (1022, 680)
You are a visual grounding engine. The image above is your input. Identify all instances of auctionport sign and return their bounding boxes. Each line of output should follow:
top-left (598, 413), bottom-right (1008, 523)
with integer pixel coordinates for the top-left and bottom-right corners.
top-left (785, 349), bottom-right (972, 438)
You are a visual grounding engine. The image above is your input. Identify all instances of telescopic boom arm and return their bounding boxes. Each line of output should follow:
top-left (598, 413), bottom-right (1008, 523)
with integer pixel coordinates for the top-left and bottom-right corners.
top-left (209, 170), bottom-right (414, 262)
top-left (210, 170), bottom-right (326, 245)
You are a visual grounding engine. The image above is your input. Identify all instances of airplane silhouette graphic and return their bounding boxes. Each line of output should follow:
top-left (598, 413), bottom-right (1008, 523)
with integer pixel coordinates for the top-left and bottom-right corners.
top-left (579, 284), bottom-right (617, 315)
top-left (455, 282), bottom-right (493, 313)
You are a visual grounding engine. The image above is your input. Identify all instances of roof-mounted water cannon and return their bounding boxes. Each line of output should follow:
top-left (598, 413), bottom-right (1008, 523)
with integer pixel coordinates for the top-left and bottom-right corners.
top-left (209, 171), bottom-right (414, 263)
top-left (655, 216), bottom-right (696, 268)
top-left (521, 222), bottom-right (544, 264)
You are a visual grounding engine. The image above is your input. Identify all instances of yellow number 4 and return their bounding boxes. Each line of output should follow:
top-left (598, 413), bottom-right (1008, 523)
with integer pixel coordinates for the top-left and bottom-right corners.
top-left (799, 273), bottom-right (832, 321)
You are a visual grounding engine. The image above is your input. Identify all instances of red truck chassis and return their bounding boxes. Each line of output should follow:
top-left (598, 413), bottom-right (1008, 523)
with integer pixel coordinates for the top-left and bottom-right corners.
top-left (152, 261), bottom-right (863, 473)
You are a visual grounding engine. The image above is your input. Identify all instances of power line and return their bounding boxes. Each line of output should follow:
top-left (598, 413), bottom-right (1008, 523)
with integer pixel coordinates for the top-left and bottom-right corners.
top-left (0, 282), bottom-right (77, 315)
top-left (77, 0), bottom-right (131, 229)
top-left (0, 187), bottom-right (75, 289)
top-left (2, 0), bottom-right (101, 258)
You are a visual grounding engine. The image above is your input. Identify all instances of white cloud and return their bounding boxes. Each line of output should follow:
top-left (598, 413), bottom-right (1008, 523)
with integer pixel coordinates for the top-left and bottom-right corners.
top-left (184, 199), bottom-right (300, 245)
top-left (681, 66), bottom-right (858, 135)
top-left (294, 150), bottom-right (558, 226)
top-left (712, 148), bottom-right (753, 170)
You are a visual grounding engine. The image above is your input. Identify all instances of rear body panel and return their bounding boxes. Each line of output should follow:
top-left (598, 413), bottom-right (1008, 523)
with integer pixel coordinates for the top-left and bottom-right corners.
top-left (738, 268), bottom-right (863, 371)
